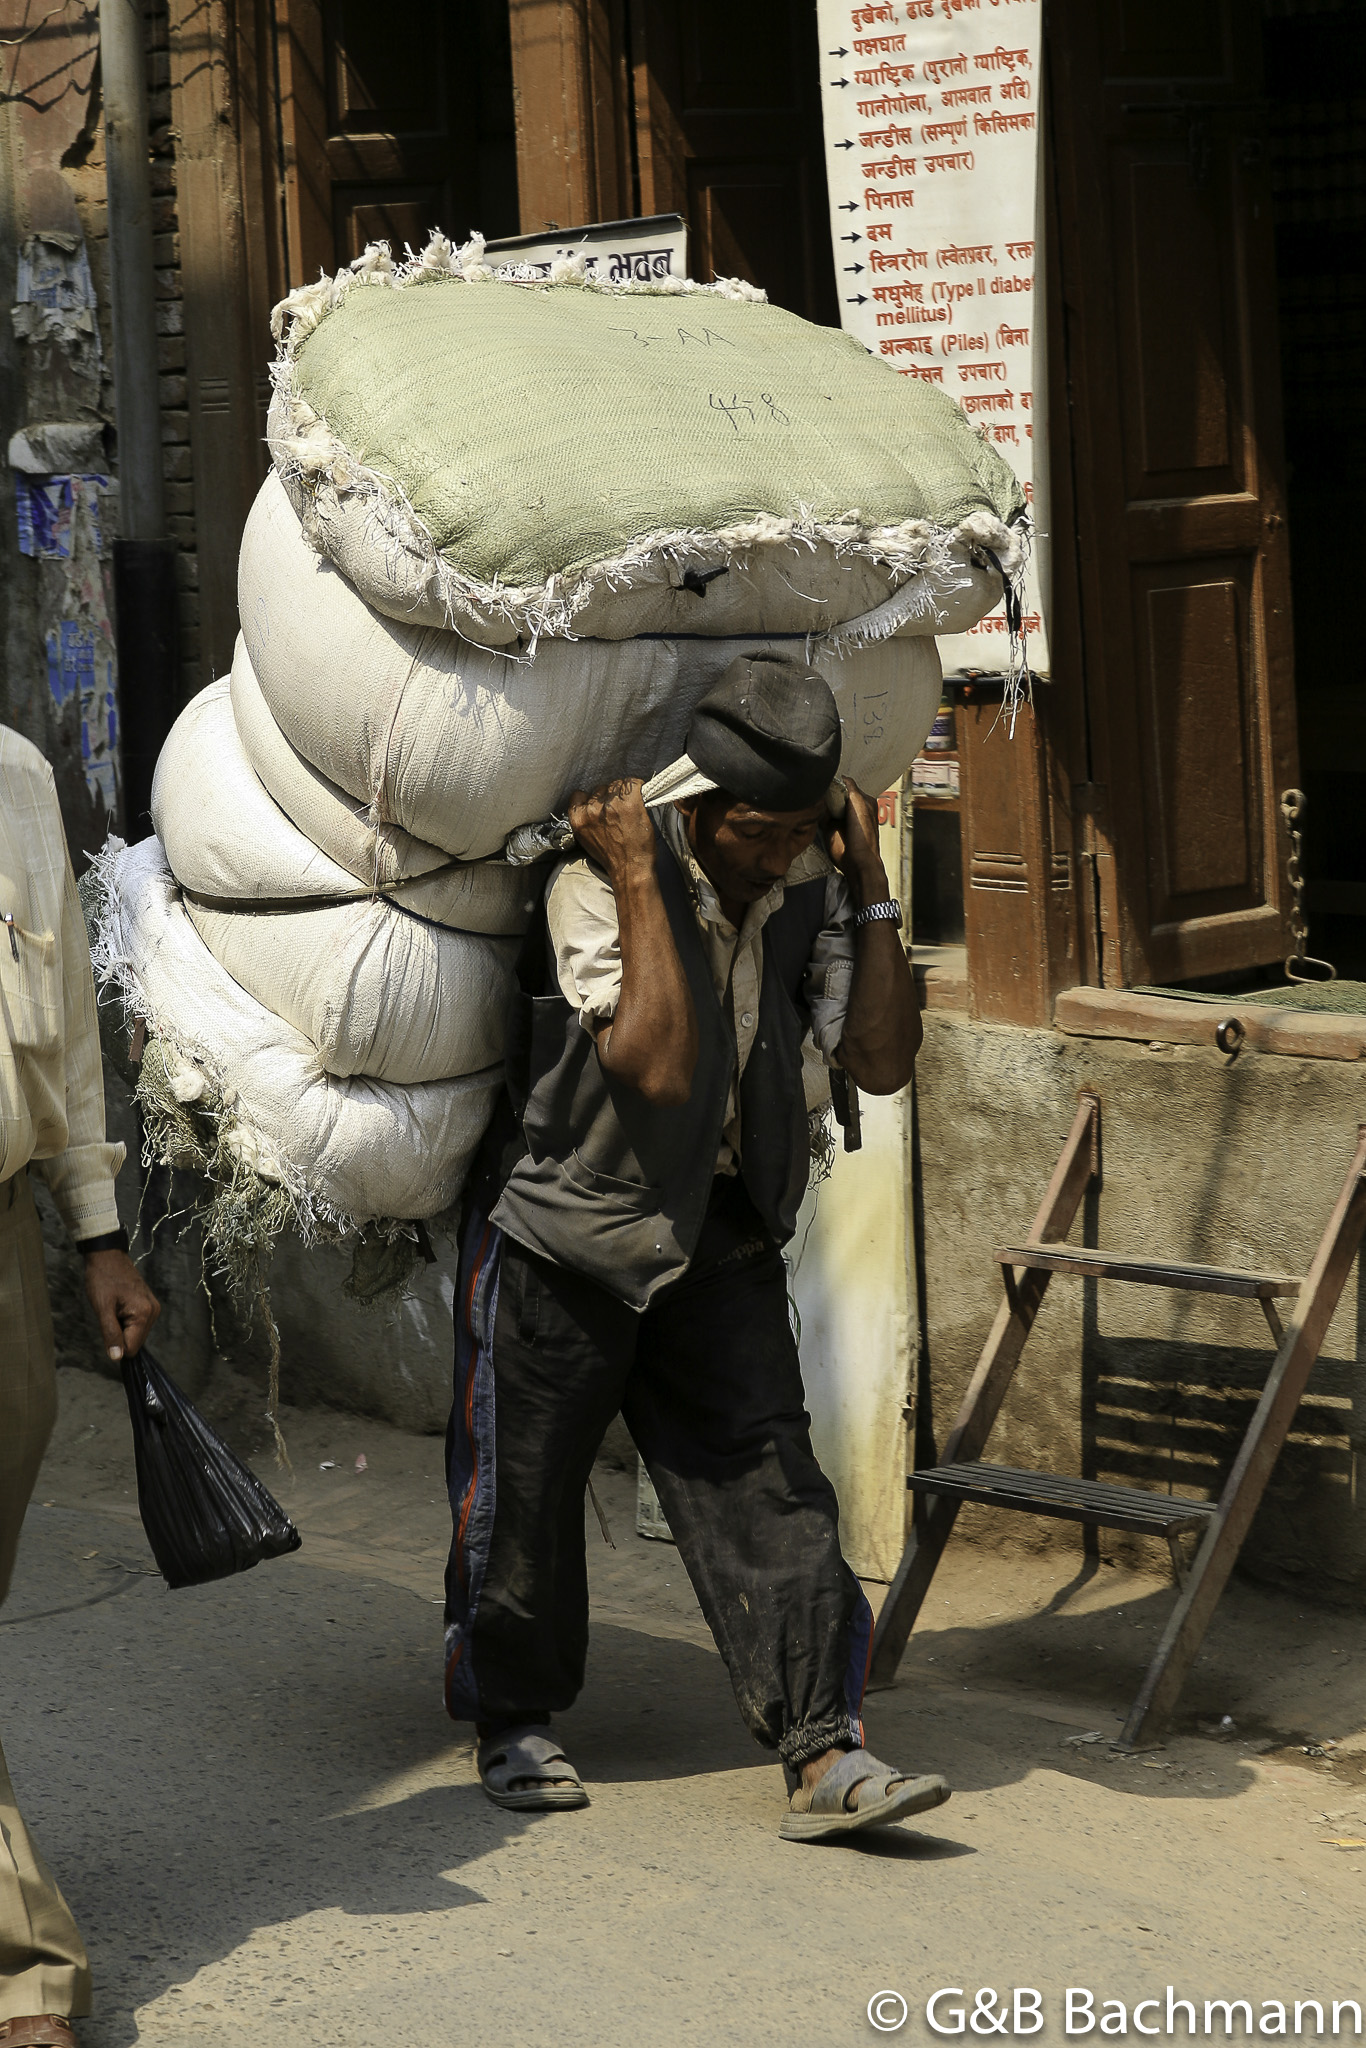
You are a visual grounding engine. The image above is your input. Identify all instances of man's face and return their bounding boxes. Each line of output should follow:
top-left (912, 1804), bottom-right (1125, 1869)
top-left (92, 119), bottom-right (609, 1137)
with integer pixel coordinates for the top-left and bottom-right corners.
top-left (678, 791), bottom-right (826, 907)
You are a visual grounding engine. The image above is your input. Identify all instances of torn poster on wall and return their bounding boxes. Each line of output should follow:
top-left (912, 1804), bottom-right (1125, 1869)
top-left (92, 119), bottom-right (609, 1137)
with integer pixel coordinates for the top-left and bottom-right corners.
top-left (14, 472), bottom-right (110, 558)
top-left (817, 0), bottom-right (1049, 679)
top-left (12, 467), bottom-right (119, 813)
top-left (46, 618), bottom-right (118, 812)
top-left (11, 233), bottom-right (102, 374)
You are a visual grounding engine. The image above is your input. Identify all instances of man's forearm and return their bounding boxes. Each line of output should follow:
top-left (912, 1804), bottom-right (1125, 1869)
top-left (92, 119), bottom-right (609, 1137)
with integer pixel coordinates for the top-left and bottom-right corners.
top-left (598, 854), bottom-right (699, 1106)
top-left (836, 864), bottom-right (921, 1095)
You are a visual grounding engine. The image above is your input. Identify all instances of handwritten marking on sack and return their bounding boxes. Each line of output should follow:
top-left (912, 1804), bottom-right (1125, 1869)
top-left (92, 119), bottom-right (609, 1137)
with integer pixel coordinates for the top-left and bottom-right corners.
top-left (677, 326), bottom-right (739, 349)
top-left (708, 393), bottom-right (793, 434)
top-left (609, 325), bottom-right (742, 355)
top-left (856, 690), bottom-right (889, 744)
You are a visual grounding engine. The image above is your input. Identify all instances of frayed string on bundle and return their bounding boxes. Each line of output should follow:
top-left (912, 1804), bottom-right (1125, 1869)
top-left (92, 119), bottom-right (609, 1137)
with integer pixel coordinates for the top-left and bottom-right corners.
top-left (254, 1265), bottom-right (292, 1474)
top-left (983, 525), bottom-right (1034, 737)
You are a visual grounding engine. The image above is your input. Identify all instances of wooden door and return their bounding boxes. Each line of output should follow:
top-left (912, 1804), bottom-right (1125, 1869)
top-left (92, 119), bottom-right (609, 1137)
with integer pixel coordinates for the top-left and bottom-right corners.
top-left (629, 0), bottom-right (837, 321)
top-left (274, 0), bottom-right (520, 288)
top-left (1049, 0), bottom-right (1298, 988)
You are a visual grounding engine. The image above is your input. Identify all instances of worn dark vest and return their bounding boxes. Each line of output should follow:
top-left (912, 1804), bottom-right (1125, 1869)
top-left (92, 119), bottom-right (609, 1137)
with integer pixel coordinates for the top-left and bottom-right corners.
top-left (491, 830), bottom-right (828, 1311)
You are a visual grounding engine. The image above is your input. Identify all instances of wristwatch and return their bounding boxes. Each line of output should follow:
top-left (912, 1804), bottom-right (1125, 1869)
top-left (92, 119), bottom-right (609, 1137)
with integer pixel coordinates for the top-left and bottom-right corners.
top-left (854, 899), bottom-right (904, 931)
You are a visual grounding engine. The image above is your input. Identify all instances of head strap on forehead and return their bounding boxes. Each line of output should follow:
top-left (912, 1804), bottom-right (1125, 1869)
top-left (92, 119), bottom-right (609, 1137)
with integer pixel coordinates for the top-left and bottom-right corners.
top-left (683, 654), bottom-right (843, 812)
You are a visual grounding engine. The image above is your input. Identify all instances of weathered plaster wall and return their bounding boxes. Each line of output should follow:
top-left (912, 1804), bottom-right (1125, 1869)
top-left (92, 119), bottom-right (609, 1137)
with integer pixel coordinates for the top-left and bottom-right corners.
top-left (3, 0), bottom-right (212, 1380)
top-left (2, 0), bottom-right (200, 850)
top-left (914, 1012), bottom-right (1366, 1603)
top-left (1, 0), bottom-right (117, 843)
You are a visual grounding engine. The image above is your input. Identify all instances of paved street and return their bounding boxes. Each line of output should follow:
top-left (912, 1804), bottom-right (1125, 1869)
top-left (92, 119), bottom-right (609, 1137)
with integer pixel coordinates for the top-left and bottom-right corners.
top-left (3, 1367), bottom-right (1363, 2046)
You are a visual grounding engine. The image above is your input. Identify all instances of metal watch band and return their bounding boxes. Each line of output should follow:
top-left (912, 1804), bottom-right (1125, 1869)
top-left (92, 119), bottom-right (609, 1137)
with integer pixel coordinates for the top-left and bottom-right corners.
top-left (853, 898), bottom-right (904, 931)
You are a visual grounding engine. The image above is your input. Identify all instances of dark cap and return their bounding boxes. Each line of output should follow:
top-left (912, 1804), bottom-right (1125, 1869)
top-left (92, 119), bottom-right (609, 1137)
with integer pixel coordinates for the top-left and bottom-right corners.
top-left (685, 654), bottom-right (842, 812)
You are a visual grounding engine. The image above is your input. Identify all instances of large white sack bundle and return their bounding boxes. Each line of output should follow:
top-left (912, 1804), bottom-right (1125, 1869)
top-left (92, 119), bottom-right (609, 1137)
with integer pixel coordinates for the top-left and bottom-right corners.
top-left (155, 679), bottom-right (538, 936)
top-left (184, 895), bottom-right (516, 1084)
top-left (239, 475), bottom-right (943, 863)
top-left (266, 243), bottom-right (1024, 644)
top-left (92, 835), bottom-right (499, 1224)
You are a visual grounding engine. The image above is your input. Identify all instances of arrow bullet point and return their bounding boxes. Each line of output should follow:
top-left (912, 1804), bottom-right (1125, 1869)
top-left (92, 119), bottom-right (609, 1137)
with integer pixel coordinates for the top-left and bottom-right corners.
top-left (838, 201), bottom-right (859, 213)
top-left (839, 233), bottom-right (863, 243)
top-left (828, 76), bottom-right (849, 88)
top-left (845, 294), bottom-right (868, 305)
top-left (843, 263), bottom-right (864, 274)
top-left (828, 47), bottom-right (848, 57)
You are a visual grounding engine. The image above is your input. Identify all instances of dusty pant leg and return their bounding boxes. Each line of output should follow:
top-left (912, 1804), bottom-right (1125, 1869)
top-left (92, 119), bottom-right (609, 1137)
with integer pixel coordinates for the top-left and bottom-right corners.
top-left (622, 1187), bottom-right (872, 1775)
top-left (0, 1173), bottom-right (92, 2021)
top-left (445, 1216), bottom-right (639, 1726)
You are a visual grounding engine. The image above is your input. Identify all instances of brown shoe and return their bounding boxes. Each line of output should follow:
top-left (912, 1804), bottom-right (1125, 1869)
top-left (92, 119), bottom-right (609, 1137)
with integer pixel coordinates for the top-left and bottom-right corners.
top-left (0, 2020), bottom-right (77, 2046)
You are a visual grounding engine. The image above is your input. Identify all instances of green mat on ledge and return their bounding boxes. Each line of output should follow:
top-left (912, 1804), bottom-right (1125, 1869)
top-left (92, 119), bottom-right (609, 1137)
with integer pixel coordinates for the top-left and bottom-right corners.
top-left (1133, 981), bottom-right (1366, 1015)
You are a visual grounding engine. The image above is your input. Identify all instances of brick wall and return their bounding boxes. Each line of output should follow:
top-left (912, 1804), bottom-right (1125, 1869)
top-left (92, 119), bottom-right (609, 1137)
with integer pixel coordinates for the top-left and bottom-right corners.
top-left (147, 0), bottom-right (201, 700)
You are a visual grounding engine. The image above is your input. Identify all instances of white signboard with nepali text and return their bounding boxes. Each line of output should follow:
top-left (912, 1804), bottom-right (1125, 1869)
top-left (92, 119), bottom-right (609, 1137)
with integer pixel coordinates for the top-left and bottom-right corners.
top-left (817, 0), bottom-right (1048, 676)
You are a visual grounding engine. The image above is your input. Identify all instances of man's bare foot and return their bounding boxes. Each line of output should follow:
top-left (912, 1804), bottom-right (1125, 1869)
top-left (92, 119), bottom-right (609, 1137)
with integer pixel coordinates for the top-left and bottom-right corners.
top-left (800, 1746), bottom-right (865, 1807)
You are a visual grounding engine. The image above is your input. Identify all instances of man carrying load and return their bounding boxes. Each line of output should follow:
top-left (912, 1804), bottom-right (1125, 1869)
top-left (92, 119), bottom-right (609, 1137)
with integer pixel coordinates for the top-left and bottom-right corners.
top-left (443, 654), bottom-right (950, 1842)
top-left (1, 723), bottom-right (161, 2042)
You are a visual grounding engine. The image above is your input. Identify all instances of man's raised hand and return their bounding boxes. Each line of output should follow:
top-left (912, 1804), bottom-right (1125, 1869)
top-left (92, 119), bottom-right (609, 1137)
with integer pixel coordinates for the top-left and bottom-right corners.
top-left (568, 779), bottom-right (656, 879)
top-left (823, 779), bottom-right (889, 907)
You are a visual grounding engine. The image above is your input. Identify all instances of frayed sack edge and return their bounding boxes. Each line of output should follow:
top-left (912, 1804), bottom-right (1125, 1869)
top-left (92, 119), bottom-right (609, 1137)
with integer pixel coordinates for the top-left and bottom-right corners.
top-left (265, 233), bottom-right (1027, 650)
top-left (82, 840), bottom-right (446, 1307)
top-left (269, 230), bottom-right (769, 356)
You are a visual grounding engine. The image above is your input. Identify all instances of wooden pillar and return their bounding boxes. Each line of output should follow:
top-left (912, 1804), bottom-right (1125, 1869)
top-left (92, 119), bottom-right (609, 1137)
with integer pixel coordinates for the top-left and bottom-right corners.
top-left (958, 686), bottom-right (1081, 1024)
top-left (508, 0), bottom-right (631, 233)
top-left (271, 0), bottom-right (332, 286)
top-left (167, 0), bottom-right (281, 689)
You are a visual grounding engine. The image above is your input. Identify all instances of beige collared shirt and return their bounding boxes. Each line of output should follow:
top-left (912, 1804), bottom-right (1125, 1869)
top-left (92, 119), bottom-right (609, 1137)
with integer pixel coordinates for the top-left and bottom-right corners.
top-left (0, 724), bottom-right (124, 1238)
top-left (545, 806), bottom-right (855, 1171)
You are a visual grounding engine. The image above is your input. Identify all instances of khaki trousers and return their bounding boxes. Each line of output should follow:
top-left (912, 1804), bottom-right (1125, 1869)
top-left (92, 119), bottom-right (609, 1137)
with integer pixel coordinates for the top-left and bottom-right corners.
top-left (0, 1170), bottom-right (91, 2021)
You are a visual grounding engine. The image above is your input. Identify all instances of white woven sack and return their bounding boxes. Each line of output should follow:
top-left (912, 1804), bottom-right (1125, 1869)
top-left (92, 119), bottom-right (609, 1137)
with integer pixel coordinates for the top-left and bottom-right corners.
top-left (153, 679), bottom-right (366, 905)
top-left (226, 649), bottom-right (542, 924)
top-left (97, 836), bottom-right (498, 1223)
top-left (238, 477), bottom-right (943, 862)
top-left (184, 895), bottom-right (515, 1085)
top-left (158, 679), bottom-right (537, 936)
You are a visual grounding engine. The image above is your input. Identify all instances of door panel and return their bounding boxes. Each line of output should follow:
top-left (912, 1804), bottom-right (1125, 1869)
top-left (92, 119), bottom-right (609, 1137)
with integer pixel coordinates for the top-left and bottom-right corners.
top-left (686, 163), bottom-right (816, 320)
top-left (1140, 567), bottom-right (1253, 906)
top-left (1102, 2), bottom-right (1226, 80)
top-left (274, 0), bottom-right (519, 288)
top-left (1050, 0), bottom-right (1297, 988)
top-left (337, 191), bottom-right (447, 264)
top-left (1124, 161), bottom-right (1238, 489)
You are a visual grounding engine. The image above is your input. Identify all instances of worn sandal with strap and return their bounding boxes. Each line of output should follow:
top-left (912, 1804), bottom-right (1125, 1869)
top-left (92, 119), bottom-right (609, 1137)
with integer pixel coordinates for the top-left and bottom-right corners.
top-left (477, 1726), bottom-right (590, 1812)
top-left (0, 2020), bottom-right (79, 2046)
top-left (779, 1749), bottom-right (950, 1843)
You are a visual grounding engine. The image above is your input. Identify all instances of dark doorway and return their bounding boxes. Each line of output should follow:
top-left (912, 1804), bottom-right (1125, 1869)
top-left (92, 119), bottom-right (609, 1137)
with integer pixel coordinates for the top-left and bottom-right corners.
top-left (1265, 0), bottom-right (1366, 978)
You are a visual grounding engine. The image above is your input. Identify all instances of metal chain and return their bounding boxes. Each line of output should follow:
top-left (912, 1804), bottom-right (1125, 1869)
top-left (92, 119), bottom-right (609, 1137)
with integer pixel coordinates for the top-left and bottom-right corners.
top-left (1280, 788), bottom-right (1336, 984)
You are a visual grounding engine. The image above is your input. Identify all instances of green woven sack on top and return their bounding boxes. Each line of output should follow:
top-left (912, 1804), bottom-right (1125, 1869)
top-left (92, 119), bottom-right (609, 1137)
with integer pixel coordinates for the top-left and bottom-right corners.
top-left (267, 237), bottom-right (1027, 643)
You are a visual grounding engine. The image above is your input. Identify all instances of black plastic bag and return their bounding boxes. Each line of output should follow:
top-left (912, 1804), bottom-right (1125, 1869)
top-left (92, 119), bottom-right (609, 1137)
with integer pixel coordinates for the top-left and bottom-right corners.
top-left (121, 1349), bottom-right (302, 1588)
